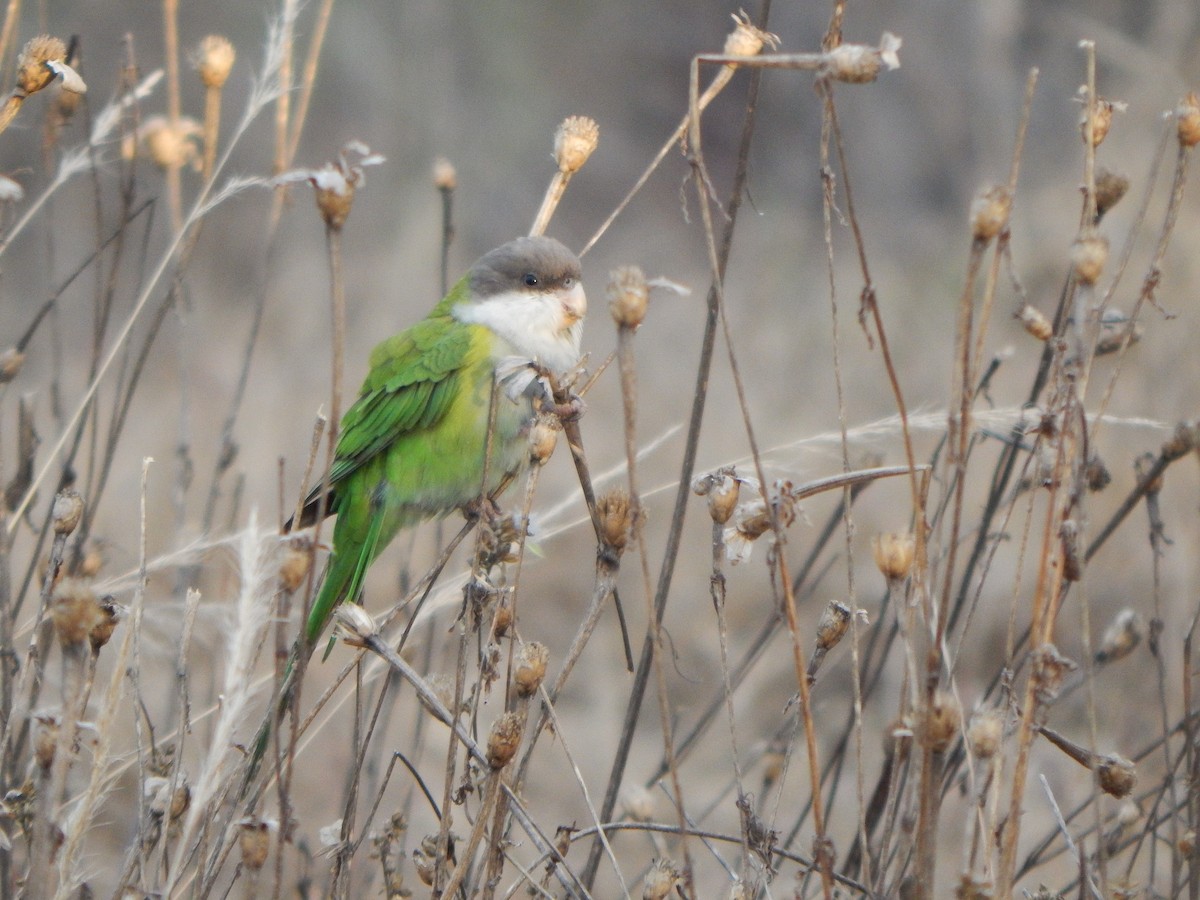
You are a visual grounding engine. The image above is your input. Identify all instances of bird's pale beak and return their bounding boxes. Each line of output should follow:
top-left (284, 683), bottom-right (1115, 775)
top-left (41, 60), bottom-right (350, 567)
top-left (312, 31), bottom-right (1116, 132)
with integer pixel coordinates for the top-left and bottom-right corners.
top-left (559, 281), bottom-right (587, 326)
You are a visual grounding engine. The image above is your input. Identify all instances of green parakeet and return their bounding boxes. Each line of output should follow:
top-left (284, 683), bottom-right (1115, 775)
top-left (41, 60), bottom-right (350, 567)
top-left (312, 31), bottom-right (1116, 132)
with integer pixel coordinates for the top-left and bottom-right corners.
top-left (296, 235), bottom-right (586, 650)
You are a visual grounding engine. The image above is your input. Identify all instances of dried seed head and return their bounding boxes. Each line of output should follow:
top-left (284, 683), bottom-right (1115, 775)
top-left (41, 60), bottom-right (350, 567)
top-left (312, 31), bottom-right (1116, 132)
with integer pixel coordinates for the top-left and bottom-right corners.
top-left (596, 488), bottom-right (632, 558)
top-left (491, 594), bottom-right (514, 638)
top-left (139, 115), bottom-right (204, 171)
top-left (1094, 168), bottom-right (1130, 220)
top-left (89, 595), bottom-right (121, 652)
top-left (1032, 643), bottom-right (1077, 708)
top-left (966, 709), bottom-right (1004, 759)
top-left (873, 531), bottom-right (916, 583)
top-left (279, 537), bottom-right (312, 593)
top-left (0, 347), bottom-right (25, 383)
top-left (486, 712), bottom-right (523, 769)
top-left (1084, 455), bottom-right (1111, 492)
top-left (50, 578), bottom-right (103, 648)
top-left (529, 413), bottom-right (561, 465)
top-left (824, 33), bottom-right (902, 83)
top-left (1071, 236), bottom-right (1109, 285)
top-left (815, 600), bottom-right (852, 652)
top-left (608, 265), bottom-right (649, 330)
top-left (237, 818), bottom-right (271, 871)
top-left (34, 713), bottom-right (59, 770)
top-left (16, 35), bottom-right (67, 96)
top-left (1079, 95), bottom-right (1124, 147)
top-left (554, 115), bottom-right (599, 175)
top-left (513, 641), bottom-right (549, 698)
top-left (1162, 421), bottom-right (1200, 461)
top-left (621, 785), bottom-right (655, 822)
top-left (1179, 93), bottom-right (1200, 148)
top-left (970, 185), bottom-right (1011, 242)
top-left (332, 603), bottom-right (378, 647)
top-left (1097, 753), bottom-right (1136, 798)
top-left (432, 156), bottom-right (457, 190)
top-left (1017, 304), bottom-right (1053, 341)
top-left (921, 691), bottom-right (962, 754)
top-left (194, 35), bottom-right (235, 89)
top-left (692, 468), bottom-right (740, 524)
top-left (1095, 608), bottom-right (1142, 665)
top-left (642, 858), bottom-right (681, 900)
top-left (276, 142), bottom-right (384, 230)
top-left (168, 782), bottom-right (191, 821)
top-left (724, 10), bottom-right (778, 57)
top-left (52, 489), bottom-right (84, 535)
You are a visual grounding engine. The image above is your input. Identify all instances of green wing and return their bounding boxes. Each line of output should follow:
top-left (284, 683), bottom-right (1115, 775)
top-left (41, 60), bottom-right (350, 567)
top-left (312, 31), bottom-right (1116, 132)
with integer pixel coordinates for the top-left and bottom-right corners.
top-left (296, 312), bottom-right (473, 524)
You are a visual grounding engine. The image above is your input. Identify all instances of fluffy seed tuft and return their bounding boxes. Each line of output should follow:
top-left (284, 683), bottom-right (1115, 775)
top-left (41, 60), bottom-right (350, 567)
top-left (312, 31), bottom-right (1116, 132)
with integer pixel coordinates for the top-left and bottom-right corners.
top-left (554, 116), bottom-right (599, 175)
top-left (194, 35), bottom-right (235, 89)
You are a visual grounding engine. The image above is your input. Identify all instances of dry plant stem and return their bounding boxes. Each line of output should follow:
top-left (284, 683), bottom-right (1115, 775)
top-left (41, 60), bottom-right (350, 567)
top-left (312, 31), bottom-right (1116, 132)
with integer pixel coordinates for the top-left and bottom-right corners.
top-left (0, 0), bottom-right (19, 94)
top-left (162, 0), bottom-right (183, 232)
top-left (579, 5), bottom-right (769, 881)
top-left (284, 0), bottom-right (333, 165)
top-left (273, 0), bottom-right (296, 178)
top-left (201, 81), bottom-right (222, 182)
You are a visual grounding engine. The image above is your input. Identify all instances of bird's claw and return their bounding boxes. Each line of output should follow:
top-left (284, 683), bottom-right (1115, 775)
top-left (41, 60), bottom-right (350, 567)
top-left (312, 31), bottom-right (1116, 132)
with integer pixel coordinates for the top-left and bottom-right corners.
top-left (462, 495), bottom-right (503, 525)
top-left (552, 393), bottom-right (586, 423)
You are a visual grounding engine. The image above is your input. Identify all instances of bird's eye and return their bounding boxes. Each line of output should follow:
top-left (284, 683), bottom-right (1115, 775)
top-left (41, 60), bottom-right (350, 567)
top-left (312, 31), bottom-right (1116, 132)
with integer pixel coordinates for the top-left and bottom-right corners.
top-left (562, 277), bottom-right (574, 288)
top-left (523, 272), bottom-right (539, 287)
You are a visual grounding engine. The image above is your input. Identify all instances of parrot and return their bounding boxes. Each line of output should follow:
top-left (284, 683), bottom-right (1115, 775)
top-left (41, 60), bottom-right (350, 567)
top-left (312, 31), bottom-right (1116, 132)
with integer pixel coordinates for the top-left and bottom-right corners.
top-left (295, 234), bottom-right (586, 651)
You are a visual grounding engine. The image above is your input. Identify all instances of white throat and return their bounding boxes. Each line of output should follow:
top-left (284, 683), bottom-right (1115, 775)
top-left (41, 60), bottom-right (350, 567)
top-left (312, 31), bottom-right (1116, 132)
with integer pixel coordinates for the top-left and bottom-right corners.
top-left (452, 288), bottom-right (583, 374)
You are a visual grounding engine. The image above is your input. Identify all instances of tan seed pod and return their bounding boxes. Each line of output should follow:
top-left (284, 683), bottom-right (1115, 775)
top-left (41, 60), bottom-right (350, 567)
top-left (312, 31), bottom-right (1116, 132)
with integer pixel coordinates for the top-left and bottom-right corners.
top-left (316, 181), bottom-right (355, 230)
top-left (554, 116), bottom-right (599, 175)
top-left (1094, 168), bottom-right (1130, 220)
top-left (966, 709), bottom-right (1004, 759)
top-left (432, 156), bottom-right (457, 190)
top-left (693, 468), bottom-right (740, 524)
top-left (513, 641), bottom-right (549, 698)
top-left (873, 531), bottom-right (916, 583)
top-left (52, 489), bottom-right (84, 535)
top-left (1095, 608), bottom-right (1142, 665)
top-left (279, 537), bottom-right (312, 593)
top-left (1033, 643), bottom-right (1077, 707)
top-left (1097, 753), bottom-right (1136, 798)
top-left (724, 10), bottom-right (777, 58)
top-left (970, 185), bottom-right (1011, 242)
top-left (528, 413), bottom-right (560, 465)
top-left (486, 712), bottom-right (523, 769)
top-left (1179, 93), bottom-right (1200, 148)
top-left (824, 34), bottom-right (901, 84)
top-left (1071, 236), bottom-right (1109, 285)
top-left (16, 35), bottom-right (67, 96)
top-left (237, 818), bottom-right (271, 871)
top-left (169, 782), bottom-right (191, 821)
top-left (815, 600), bottom-right (851, 652)
top-left (596, 488), bottom-right (632, 558)
top-left (89, 595), bottom-right (121, 652)
top-left (1017, 304), bottom-right (1053, 341)
top-left (608, 265), bottom-right (649, 330)
top-left (140, 116), bottom-right (203, 171)
top-left (194, 35), bottom-right (235, 89)
top-left (1080, 97), bottom-right (1123, 148)
top-left (642, 858), bottom-right (681, 900)
top-left (50, 578), bottom-right (103, 648)
top-left (491, 594), bottom-right (514, 639)
top-left (1162, 421), bottom-right (1200, 461)
top-left (332, 603), bottom-right (377, 647)
top-left (921, 691), bottom-right (962, 754)
top-left (0, 347), bottom-right (24, 383)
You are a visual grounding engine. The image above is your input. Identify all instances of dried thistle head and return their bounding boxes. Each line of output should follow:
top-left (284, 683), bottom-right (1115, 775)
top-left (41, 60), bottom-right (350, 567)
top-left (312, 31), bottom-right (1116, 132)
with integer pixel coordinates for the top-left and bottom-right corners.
top-left (51, 489), bottom-right (83, 535)
top-left (692, 467), bottom-right (741, 525)
top-left (554, 115), bottom-right (599, 175)
top-left (1095, 608), bottom-right (1142, 665)
top-left (596, 488), bottom-right (632, 559)
top-left (486, 712), bottom-right (523, 769)
top-left (279, 536), bottom-right (313, 593)
top-left (332, 603), bottom-right (378, 647)
top-left (1032, 643), bottom-right (1077, 708)
top-left (513, 641), bottom-right (549, 698)
top-left (724, 10), bottom-right (779, 57)
top-left (529, 412), bottom-right (561, 465)
top-left (1094, 168), bottom-right (1130, 220)
top-left (276, 140), bottom-right (385, 230)
top-left (642, 858), bottom-right (682, 900)
top-left (815, 600), bottom-right (852, 652)
top-left (1071, 235), bottom-right (1109, 285)
top-left (921, 691), bottom-right (962, 754)
top-left (138, 115), bottom-right (204, 171)
top-left (50, 578), bottom-right (103, 648)
top-left (237, 818), bottom-right (272, 871)
top-left (1017, 304), bottom-right (1052, 341)
top-left (194, 35), bottom-right (235, 89)
top-left (1162, 421), bottom-right (1200, 461)
top-left (966, 709), bottom-right (1004, 759)
top-left (608, 265), bottom-right (649, 330)
top-left (970, 185), bottom-right (1011, 242)
top-left (1097, 753), bottom-right (1136, 798)
top-left (1078, 93), bottom-right (1125, 147)
top-left (873, 531), bottom-right (915, 583)
top-left (89, 595), bottom-right (121, 652)
top-left (16, 36), bottom-right (67, 96)
top-left (824, 32), bottom-right (902, 84)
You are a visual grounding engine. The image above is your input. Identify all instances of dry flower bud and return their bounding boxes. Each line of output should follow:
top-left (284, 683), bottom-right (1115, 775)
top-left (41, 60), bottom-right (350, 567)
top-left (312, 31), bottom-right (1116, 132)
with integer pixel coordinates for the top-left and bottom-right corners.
top-left (237, 818), bottom-right (271, 871)
top-left (921, 691), bottom-right (962, 754)
top-left (643, 858), bottom-right (681, 900)
top-left (194, 35), bottom-right (235, 89)
top-left (16, 36), bottom-right (67, 96)
top-left (554, 115), bottom-right (599, 175)
top-left (52, 489), bottom-right (83, 535)
top-left (529, 413), bottom-right (560, 465)
top-left (873, 531), bottom-right (915, 583)
top-left (1032, 643), bottom-right (1076, 708)
top-left (34, 714), bottom-right (59, 770)
top-left (0, 347), bottom-right (24, 383)
top-left (970, 185), bottom-right (1011, 242)
top-left (332, 603), bottom-right (378, 647)
top-left (432, 156), bottom-right (457, 190)
top-left (276, 141), bottom-right (384, 230)
top-left (608, 265), bottom-right (649, 330)
top-left (89, 595), bottom-right (121, 651)
top-left (824, 33), bottom-right (902, 84)
top-left (486, 711), bottom-right (523, 769)
top-left (513, 641), bottom-right (549, 698)
top-left (1094, 168), bottom-right (1130, 220)
top-left (1079, 95), bottom-right (1124, 147)
top-left (279, 537), bottom-right (312, 592)
top-left (1097, 753), bottom-right (1136, 798)
top-left (621, 785), bottom-right (655, 822)
top-left (596, 488), bottom-right (632, 559)
top-left (724, 11), bottom-right (777, 58)
top-left (1017, 304), bottom-right (1052, 341)
top-left (693, 468), bottom-right (740, 524)
top-left (816, 600), bottom-right (851, 652)
top-left (50, 578), bottom-right (103, 648)
top-left (1179, 93), bottom-right (1200, 148)
top-left (966, 709), bottom-right (1004, 759)
top-left (1095, 608), bottom-right (1142, 665)
top-left (1071, 236), bottom-right (1109, 285)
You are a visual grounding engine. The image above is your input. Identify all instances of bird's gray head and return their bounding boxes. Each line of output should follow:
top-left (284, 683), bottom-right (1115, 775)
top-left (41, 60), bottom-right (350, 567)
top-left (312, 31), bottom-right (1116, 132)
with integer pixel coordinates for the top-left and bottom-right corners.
top-left (456, 236), bottom-right (586, 374)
